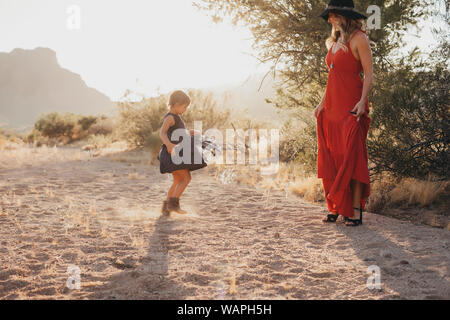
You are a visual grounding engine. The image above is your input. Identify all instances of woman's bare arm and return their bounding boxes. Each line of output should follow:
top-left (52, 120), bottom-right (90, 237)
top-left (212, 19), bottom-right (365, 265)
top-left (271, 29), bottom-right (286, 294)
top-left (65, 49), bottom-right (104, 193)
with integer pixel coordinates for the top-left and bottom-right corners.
top-left (350, 32), bottom-right (373, 121)
top-left (357, 33), bottom-right (373, 103)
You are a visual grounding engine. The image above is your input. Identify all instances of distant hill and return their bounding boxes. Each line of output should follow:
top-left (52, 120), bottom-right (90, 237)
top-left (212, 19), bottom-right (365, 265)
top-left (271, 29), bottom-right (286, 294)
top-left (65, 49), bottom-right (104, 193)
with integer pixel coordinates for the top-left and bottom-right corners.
top-left (208, 73), bottom-right (285, 125)
top-left (0, 47), bottom-right (115, 129)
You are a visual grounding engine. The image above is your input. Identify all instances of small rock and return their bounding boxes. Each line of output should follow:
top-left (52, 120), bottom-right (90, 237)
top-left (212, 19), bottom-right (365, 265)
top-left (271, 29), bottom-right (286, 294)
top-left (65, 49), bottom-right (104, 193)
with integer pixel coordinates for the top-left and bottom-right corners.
top-left (383, 253), bottom-right (392, 259)
top-left (82, 144), bottom-right (96, 151)
top-left (274, 232), bottom-right (280, 239)
top-left (399, 260), bottom-right (409, 265)
top-left (112, 257), bottom-right (135, 269)
top-left (363, 257), bottom-right (376, 262)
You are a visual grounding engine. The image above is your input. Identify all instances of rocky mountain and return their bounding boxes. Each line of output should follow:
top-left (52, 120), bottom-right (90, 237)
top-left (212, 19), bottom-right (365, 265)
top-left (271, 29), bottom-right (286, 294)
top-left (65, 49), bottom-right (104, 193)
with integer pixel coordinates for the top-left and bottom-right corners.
top-left (0, 47), bottom-right (115, 129)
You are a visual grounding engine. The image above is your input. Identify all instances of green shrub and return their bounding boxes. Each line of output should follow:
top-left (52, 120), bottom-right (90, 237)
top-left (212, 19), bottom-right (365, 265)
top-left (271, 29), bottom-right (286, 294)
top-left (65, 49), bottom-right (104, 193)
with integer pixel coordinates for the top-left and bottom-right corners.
top-left (32, 112), bottom-right (100, 145)
top-left (88, 117), bottom-right (115, 136)
top-left (278, 115), bottom-right (317, 174)
top-left (368, 64), bottom-right (449, 180)
top-left (118, 89), bottom-right (231, 147)
top-left (78, 116), bottom-right (98, 131)
top-left (182, 90), bottom-right (231, 130)
top-left (118, 94), bottom-right (168, 147)
top-left (34, 112), bottom-right (75, 139)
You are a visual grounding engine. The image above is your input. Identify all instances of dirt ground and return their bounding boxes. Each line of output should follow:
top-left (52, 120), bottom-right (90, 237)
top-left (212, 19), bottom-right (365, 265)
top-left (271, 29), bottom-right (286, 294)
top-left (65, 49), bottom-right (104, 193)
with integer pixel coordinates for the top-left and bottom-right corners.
top-left (0, 146), bottom-right (449, 299)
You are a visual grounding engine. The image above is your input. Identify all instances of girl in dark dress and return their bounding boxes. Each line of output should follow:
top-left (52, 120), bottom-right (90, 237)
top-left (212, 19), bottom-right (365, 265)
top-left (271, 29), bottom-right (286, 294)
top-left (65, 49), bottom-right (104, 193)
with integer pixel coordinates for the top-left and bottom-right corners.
top-left (159, 90), bottom-right (207, 215)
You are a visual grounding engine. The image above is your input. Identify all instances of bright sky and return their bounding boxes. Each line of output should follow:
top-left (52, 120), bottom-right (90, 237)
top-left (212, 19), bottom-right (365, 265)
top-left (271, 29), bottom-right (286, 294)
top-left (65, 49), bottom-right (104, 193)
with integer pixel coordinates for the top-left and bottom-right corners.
top-left (0, 1), bottom-right (445, 101)
top-left (0, 0), bottom-right (265, 100)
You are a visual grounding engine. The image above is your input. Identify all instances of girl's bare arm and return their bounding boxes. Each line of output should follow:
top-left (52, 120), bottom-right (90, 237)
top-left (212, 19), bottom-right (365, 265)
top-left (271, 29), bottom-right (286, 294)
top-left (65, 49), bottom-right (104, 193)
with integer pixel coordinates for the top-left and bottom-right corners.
top-left (189, 129), bottom-right (201, 136)
top-left (159, 115), bottom-right (176, 153)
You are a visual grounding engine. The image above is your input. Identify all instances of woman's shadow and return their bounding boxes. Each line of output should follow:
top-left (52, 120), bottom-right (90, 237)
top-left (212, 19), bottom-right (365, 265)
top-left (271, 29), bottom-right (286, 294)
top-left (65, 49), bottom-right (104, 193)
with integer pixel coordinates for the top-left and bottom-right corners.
top-left (341, 213), bottom-right (450, 299)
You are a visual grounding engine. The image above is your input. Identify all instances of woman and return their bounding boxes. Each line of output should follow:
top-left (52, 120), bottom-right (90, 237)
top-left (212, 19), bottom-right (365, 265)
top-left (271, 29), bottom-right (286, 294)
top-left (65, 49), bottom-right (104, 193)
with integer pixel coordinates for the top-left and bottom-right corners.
top-left (314, 0), bottom-right (373, 226)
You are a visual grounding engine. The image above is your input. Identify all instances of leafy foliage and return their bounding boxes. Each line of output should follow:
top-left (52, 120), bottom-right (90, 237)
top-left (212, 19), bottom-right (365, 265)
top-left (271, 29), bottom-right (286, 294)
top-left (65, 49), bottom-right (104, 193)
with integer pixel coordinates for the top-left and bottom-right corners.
top-left (33, 112), bottom-right (100, 144)
top-left (118, 94), bottom-right (168, 147)
top-left (197, 0), bottom-right (449, 180)
top-left (34, 112), bottom-right (75, 139)
top-left (182, 90), bottom-right (231, 130)
top-left (117, 89), bottom-right (231, 148)
top-left (196, 0), bottom-right (428, 94)
top-left (368, 56), bottom-right (449, 179)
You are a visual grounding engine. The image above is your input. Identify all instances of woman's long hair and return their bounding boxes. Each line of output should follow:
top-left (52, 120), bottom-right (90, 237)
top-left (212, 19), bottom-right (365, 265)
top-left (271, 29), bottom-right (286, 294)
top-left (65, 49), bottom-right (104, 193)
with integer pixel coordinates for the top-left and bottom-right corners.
top-left (326, 13), bottom-right (366, 51)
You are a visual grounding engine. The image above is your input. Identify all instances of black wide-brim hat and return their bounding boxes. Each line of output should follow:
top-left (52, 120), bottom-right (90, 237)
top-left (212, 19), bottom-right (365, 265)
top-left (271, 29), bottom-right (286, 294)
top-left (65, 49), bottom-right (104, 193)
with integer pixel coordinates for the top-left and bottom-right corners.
top-left (319, 0), bottom-right (367, 21)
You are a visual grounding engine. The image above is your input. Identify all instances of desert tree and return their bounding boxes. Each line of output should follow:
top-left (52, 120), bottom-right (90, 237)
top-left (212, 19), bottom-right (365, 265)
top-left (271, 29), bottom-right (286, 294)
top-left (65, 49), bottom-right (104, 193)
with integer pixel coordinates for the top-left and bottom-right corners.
top-left (196, 0), bottom-right (449, 180)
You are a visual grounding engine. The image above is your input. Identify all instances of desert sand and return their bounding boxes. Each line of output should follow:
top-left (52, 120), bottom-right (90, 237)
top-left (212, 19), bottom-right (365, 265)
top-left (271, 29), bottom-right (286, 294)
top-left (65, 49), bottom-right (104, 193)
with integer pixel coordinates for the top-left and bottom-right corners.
top-left (0, 145), bottom-right (449, 300)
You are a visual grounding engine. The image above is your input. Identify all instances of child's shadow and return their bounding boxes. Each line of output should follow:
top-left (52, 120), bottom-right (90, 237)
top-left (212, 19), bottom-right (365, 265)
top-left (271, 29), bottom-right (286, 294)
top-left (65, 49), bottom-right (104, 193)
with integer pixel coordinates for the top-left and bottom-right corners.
top-left (88, 215), bottom-right (194, 299)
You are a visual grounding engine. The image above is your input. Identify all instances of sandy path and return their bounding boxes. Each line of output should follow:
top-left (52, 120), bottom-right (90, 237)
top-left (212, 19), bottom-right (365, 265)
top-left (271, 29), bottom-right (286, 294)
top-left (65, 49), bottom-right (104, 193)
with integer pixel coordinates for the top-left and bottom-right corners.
top-left (0, 146), bottom-right (449, 300)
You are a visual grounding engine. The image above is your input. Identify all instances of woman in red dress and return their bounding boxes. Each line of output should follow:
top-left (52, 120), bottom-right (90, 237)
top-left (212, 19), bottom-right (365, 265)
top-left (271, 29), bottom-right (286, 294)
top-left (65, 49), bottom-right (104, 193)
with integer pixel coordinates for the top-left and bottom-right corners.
top-left (315, 0), bottom-right (373, 226)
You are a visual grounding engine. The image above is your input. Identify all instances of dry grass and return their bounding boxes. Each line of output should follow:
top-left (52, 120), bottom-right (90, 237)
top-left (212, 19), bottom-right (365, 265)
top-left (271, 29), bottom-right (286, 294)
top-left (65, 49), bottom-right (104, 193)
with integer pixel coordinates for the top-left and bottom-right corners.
top-left (0, 128), bottom-right (25, 150)
top-left (212, 162), bottom-right (325, 203)
top-left (0, 136), bottom-right (6, 149)
top-left (388, 177), bottom-right (449, 207)
top-left (128, 172), bottom-right (146, 180)
top-left (290, 176), bottom-right (325, 203)
top-left (367, 173), bottom-right (449, 213)
top-left (212, 161), bottom-right (448, 220)
top-left (84, 134), bottom-right (116, 149)
top-left (0, 139), bottom-right (23, 151)
top-left (105, 147), bottom-right (152, 167)
top-left (366, 179), bottom-right (391, 213)
top-left (234, 165), bottom-right (259, 187)
top-left (0, 144), bottom-right (66, 169)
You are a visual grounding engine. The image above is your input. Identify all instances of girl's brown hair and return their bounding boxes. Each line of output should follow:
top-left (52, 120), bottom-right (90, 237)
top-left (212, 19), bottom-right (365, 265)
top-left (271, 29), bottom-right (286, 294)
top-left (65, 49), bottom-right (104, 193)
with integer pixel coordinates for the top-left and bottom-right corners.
top-left (168, 90), bottom-right (191, 108)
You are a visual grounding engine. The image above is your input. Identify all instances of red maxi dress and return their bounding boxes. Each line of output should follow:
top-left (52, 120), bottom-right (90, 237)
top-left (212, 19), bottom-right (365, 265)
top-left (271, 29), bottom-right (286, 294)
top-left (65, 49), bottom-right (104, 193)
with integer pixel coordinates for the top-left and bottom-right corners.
top-left (317, 29), bottom-right (370, 218)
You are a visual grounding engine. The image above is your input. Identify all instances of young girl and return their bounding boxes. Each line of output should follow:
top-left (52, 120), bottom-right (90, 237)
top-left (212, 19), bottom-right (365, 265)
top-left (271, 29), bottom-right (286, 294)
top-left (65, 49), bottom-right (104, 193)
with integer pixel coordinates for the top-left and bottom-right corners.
top-left (158, 90), bottom-right (207, 215)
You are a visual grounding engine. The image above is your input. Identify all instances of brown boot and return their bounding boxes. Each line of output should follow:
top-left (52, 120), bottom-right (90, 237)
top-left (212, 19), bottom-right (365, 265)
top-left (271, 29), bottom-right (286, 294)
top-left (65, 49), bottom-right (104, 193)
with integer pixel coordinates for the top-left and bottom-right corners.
top-left (161, 200), bottom-right (170, 216)
top-left (175, 198), bottom-right (187, 214)
top-left (168, 197), bottom-right (187, 214)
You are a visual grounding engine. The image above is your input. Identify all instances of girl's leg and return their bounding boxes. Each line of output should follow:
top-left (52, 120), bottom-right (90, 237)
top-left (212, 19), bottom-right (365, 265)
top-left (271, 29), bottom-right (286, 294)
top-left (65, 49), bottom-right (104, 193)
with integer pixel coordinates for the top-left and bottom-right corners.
top-left (350, 179), bottom-right (363, 219)
top-left (167, 172), bottom-right (184, 200)
top-left (173, 170), bottom-right (191, 198)
top-left (166, 170), bottom-right (191, 214)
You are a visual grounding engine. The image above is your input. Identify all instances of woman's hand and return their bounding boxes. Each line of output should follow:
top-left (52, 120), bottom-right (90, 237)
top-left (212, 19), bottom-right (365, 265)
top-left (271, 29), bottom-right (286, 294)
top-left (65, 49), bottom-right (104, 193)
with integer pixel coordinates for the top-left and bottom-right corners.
top-left (314, 103), bottom-right (324, 119)
top-left (350, 100), bottom-right (366, 122)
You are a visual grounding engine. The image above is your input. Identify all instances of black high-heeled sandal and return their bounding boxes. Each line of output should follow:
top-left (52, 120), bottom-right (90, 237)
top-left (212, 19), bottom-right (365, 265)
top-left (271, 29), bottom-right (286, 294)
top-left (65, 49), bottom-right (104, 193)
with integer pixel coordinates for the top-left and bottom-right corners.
top-left (345, 207), bottom-right (363, 226)
top-left (322, 213), bottom-right (339, 223)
